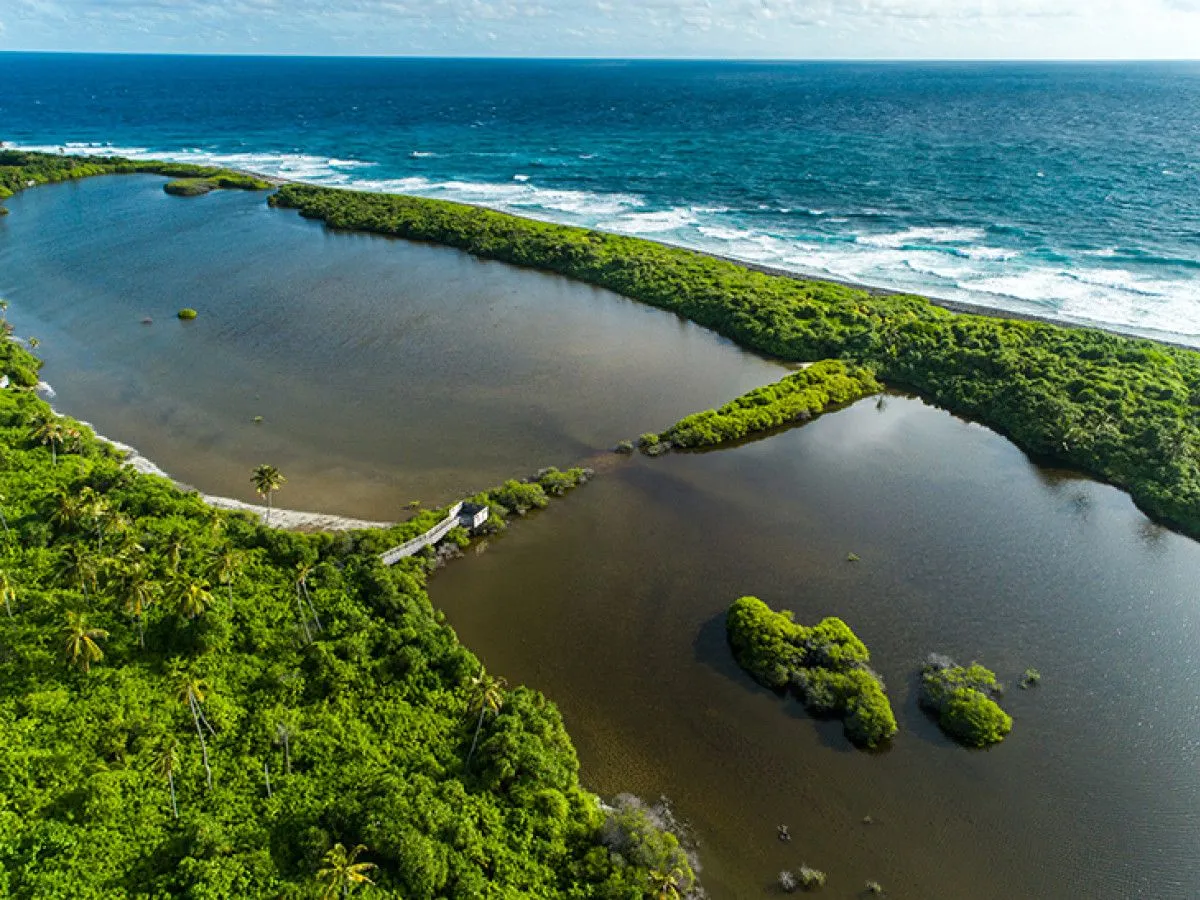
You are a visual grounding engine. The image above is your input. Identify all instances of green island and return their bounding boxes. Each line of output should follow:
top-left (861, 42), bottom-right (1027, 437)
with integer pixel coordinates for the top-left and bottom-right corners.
top-left (918, 655), bottom-right (1013, 748)
top-left (726, 596), bottom-right (897, 749)
top-left (0, 335), bottom-right (696, 897)
top-left (654, 359), bottom-right (880, 450)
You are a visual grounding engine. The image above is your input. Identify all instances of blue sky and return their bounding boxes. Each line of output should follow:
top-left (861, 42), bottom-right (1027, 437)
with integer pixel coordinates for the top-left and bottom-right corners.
top-left (1, 0), bottom-right (1198, 59)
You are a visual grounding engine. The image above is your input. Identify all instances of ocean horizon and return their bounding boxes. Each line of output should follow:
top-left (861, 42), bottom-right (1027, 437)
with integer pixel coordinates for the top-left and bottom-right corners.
top-left (3, 53), bottom-right (1199, 344)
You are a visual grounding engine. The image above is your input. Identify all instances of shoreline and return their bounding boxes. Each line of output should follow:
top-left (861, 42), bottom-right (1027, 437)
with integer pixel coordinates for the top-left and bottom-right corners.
top-left (64, 400), bottom-right (394, 532)
top-left (7, 142), bottom-right (1187, 349)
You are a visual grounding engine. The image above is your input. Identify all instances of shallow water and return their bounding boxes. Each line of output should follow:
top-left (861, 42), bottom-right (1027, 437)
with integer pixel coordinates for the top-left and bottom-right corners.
top-left (432, 397), bottom-right (1200, 899)
top-left (0, 176), bottom-right (786, 518)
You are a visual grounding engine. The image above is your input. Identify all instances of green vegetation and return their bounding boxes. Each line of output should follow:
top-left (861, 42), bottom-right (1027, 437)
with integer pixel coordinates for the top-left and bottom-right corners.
top-left (164, 173), bottom-right (271, 197)
top-left (919, 654), bottom-right (1013, 748)
top-left (660, 360), bottom-right (880, 449)
top-left (266, 180), bottom-right (1200, 540)
top-left (796, 865), bottom-right (827, 890)
top-left (0, 149), bottom-right (270, 205)
top-left (725, 596), bottom-right (897, 749)
top-left (164, 179), bottom-right (216, 197)
top-left (0, 338), bottom-right (695, 897)
top-left (1021, 667), bottom-right (1042, 689)
top-left (177, 307), bottom-right (199, 320)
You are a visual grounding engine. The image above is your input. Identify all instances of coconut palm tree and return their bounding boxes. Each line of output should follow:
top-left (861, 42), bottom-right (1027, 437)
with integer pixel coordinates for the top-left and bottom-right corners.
top-left (649, 867), bottom-right (686, 900)
top-left (295, 562), bottom-right (323, 635)
top-left (32, 416), bottom-right (66, 466)
top-left (124, 568), bottom-right (160, 648)
top-left (49, 489), bottom-right (85, 534)
top-left (465, 666), bottom-right (507, 769)
top-left (173, 666), bottom-right (215, 790)
top-left (175, 581), bottom-right (214, 620)
top-left (208, 548), bottom-right (244, 605)
top-left (316, 843), bottom-right (377, 899)
top-left (62, 610), bottom-right (108, 673)
top-left (153, 738), bottom-right (181, 819)
top-left (274, 720), bottom-right (294, 775)
top-left (59, 544), bottom-right (101, 598)
top-left (251, 465), bottom-right (286, 526)
top-left (0, 570), bottom-right (15, 618)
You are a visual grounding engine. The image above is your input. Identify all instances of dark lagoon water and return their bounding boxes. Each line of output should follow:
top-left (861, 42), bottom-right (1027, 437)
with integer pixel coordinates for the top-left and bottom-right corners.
top-left (3, 177), bottom-right (1200, 898)
top-left (433, 401), bottom-right (1200, 899)
top-left (0, 176), bottom-right (786, 518)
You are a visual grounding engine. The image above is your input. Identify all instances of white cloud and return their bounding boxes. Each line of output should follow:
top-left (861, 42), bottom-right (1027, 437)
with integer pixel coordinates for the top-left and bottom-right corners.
top-left (0, 0), bottom-right (1196, 56)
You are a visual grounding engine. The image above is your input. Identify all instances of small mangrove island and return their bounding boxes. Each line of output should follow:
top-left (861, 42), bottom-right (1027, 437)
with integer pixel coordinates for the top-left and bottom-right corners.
top-left (654, 359), bottom-right (880, 450)
top-left (726, 596), bottom-right (898, 749)
top-left (919, 654), bottom-right (1013, 748)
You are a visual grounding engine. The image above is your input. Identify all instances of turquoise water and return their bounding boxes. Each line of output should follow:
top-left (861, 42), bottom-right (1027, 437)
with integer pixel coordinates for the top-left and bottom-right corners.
top-left (3, 55), bottom-right (1199, 343)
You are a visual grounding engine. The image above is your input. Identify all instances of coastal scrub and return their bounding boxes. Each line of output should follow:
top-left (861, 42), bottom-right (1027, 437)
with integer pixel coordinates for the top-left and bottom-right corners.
top-left (919, 654), bottom-right (1013, 747)
top-left (726, 596), bottom-right (898, 749)
top-left (660, 359), bottom-right (880, 449)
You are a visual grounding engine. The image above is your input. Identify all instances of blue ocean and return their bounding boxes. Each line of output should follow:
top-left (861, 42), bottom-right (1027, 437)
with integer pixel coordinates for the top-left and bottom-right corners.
top-left (3, 54), bottom-right (1199, 344)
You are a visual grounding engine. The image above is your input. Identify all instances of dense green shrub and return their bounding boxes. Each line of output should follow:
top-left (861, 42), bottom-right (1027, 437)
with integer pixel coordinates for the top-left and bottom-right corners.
top-left (0, 335), bottom-right (694, 897)
top-left (726, 596), bottom-right (897, 749)
top-left (487, 479), bottom-right (550, 516)
top-left (164, 178), bottom-right (215, 197)
top-left (662, 360), bottom-right (880, 448)
top-left (537, 466), bottom-right (591, 496)
top-left (919, 655), bottom-right (1012, 747)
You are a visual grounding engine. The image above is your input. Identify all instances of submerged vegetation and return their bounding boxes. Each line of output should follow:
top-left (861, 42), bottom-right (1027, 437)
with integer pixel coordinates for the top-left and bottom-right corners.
top-left (725, 596), bottom-right (897, 749)
top-left (264, 179), bottom-right (1200, 540)
top-left (658, 360), bottom-right (880, 450)
top-left (0, 336), bottom-right (694, 897)
top-left (919, 654), bottom-right (1013, 748)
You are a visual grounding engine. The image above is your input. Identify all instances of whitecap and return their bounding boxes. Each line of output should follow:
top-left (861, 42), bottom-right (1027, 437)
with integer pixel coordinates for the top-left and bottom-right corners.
top-left (513, 174), bottom-right (531, 182)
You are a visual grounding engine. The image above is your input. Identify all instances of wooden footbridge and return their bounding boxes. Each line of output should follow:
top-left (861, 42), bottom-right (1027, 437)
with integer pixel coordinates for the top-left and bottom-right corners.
top-left (380, 501), bottom-right (490, 565)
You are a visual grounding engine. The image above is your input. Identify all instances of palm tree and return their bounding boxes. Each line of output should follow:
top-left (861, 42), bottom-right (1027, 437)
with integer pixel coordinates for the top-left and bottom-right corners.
top-left (0, 570), bottom-right (15, 618)
top-left (49, 489), bottom-right (85, 533)
top-left (32, 416), bottom-right (66, 466)
top-left (175, 581), bottom-right (214, 620)
top-left (251, 465), bottom-right (286, 526)
top-left (173, 666), bottom-right (216, 790)
top-left (62, 610), bottom-right (108, 673)
top-left (274, 720), bottom-right (294, 775)
top-left (649, 867), bottom-right (686, 900)
top-left (208, 548), bottom-right (244, 605)
top-left (316, 843), bottom-right (377, 899)
top-left (124, 568), bottom-right (160, 648)
top-left (26, 336), bottom-right (40, 350)
top-left (465, 666), bottom-right (507, 769)
top-left (295, 562), bottom-right (323, 637)
top-left (59, 544), bottom-right (101, 598)
top-left (153, 738), bottom-right (181, 819)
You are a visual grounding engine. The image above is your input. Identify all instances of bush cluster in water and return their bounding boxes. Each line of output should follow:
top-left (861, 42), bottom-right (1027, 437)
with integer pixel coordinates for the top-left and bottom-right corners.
top-left (919, 654), bottom-right (1013, 747)
top-left (726, 596), bottom-right (898, 749)
top-left (661, 360), bottom-right (880, 449)
top-left (267, 178), bottom-right (1200, 541)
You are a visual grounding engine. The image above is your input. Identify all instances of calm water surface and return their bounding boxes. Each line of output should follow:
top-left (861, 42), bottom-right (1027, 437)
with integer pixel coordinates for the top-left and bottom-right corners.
top-left (0, 176), bottom-right (785, 517)
top-left (432, 398), bottom-right (1200, 899)
top-left (3, 178), bottom-right (1199, 898)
